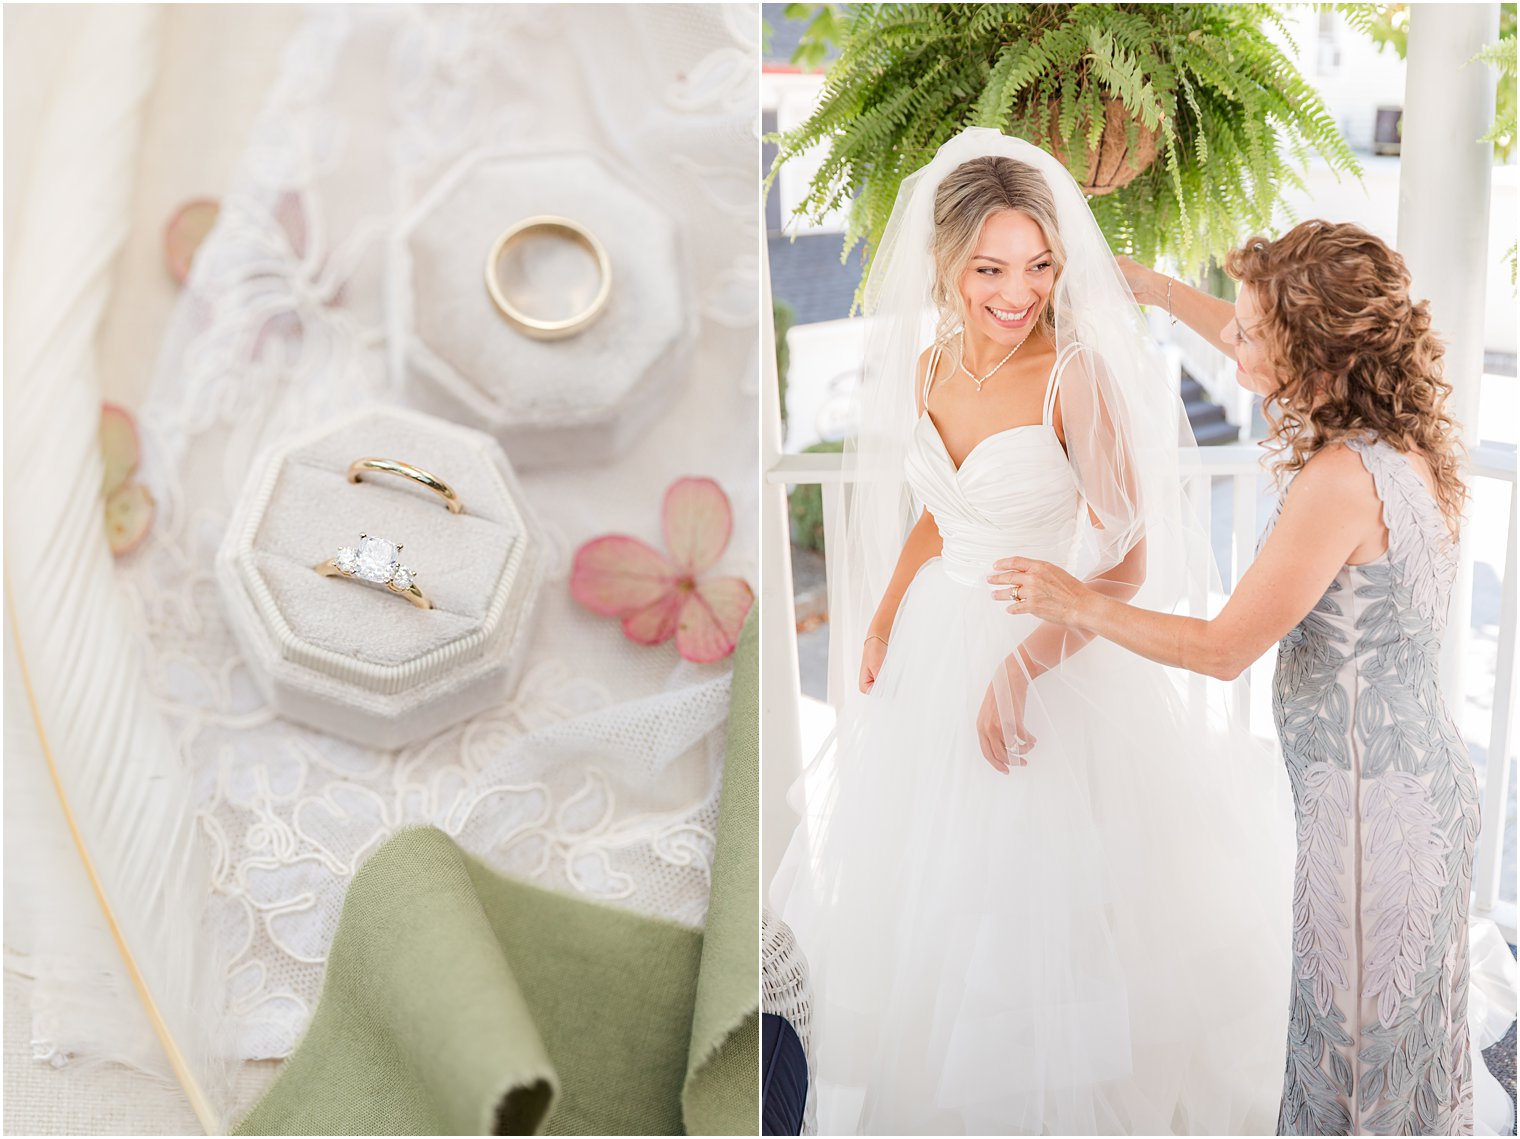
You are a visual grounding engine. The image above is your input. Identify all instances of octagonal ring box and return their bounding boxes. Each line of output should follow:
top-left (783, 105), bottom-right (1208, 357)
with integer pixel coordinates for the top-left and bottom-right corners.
top-left (388, 148), bottom-right (696, 470)
top-left (214, 406), bottom-right (546, 749)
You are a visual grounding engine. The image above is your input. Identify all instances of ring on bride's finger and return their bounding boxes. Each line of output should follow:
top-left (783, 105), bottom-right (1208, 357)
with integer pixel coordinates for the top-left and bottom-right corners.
top-left (347, 457), bottom-right (464, 514)
top-left (315, 534), bottom-right (432, 609)
top-left (1011, 587), bottom-right (1021, 603)
top-left (485, 215), bottom-right (611, 340)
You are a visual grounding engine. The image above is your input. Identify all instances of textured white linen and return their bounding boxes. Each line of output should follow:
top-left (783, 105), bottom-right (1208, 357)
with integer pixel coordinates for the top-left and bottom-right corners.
top-left (5, 8), bottom-right (296, 1133)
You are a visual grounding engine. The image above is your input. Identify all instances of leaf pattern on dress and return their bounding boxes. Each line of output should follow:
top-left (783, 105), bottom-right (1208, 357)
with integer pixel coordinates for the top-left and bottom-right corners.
top-left (1265, 435), bottom-right (1478, 1136)
top-left (1360, 772), bottom-right (1448, 1027)
top-left (1280, 973), bottom-right (1356, 1135)
top-left (1346, 436), bottom-right (1459, 633)
top-left (1292, 763), bottom-right (1353, 1012)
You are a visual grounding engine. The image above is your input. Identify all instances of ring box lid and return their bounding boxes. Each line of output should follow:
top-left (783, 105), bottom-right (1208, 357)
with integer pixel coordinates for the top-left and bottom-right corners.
top-left (391, 149), bottom-right (693, 454)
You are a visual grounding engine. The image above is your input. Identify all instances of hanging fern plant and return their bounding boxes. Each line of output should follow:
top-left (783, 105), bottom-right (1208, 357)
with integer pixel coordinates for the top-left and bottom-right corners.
top-left (1471, 13), bottom-right (1516, 285)
top-left (768, 4), bottom-right (1363, 303)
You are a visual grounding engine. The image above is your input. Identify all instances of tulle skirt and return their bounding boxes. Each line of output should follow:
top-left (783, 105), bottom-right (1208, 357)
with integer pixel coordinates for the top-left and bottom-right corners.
top-left (774, 558), bottom-right (1300, 1135)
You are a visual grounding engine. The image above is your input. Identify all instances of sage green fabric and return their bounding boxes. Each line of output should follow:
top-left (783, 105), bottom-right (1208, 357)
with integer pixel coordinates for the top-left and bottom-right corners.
top-left (235, 610), bottom-right (758, 1136)
top-left (682, 605), bottom-right (759, 1135)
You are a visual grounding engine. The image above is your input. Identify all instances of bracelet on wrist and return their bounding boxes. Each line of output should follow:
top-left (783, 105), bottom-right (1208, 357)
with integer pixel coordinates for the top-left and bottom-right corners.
top-left (865, 633), bottom-right (889, 648)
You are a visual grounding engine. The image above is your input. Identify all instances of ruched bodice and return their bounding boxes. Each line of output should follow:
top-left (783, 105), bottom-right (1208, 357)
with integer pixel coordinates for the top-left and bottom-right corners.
top-left (906, 381), bottom-right (1083, 586)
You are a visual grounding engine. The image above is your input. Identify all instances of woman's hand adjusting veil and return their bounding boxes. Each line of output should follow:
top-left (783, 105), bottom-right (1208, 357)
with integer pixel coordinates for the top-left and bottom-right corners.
top-left (988, 557), bottom-right (1090, 624)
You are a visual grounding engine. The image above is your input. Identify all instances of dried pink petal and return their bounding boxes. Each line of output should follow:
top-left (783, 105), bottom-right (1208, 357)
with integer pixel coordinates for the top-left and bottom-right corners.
top-left (622, 592), bottom-right (684, 646)
top-left (164, 199), bottom-right (220, 285)
top-left (570, 535), bottom-right (676, 617)
top-left (100, 403), bottom-right (141, 495)
top-left (105, 483), bottom-right (155, 556)
top-left (662, 477), bottom-right (732, 575)
top-left (675, 576), bottom-right (754, 664)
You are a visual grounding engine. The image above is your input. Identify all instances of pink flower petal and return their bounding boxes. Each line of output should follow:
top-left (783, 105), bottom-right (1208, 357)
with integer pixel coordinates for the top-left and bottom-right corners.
top-left (105, 483), bottom-right (155, 556)
top-left (163, 198), bottom-right (219, 285)
top-left (621, 592), bottom-right (683, 646)
top-left (570, 535), bottom-right (676, 617)
top-left (662, 477), bottom-right (732, 575)
top-left (100, 403), bottom-right (141, 495)
top-left (675, 576), bottom-right (754, 664)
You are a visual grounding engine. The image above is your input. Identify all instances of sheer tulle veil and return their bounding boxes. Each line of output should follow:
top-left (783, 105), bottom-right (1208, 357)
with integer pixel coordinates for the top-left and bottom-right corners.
top-left (825, 127), bottom-right (1230, 729)
top-left (778, 127), bottom-right (1303, 1134)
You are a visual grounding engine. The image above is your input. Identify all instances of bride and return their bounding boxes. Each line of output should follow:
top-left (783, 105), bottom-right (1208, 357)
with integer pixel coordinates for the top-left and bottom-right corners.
top-left (772, 129), bottom-right (1298, 1134)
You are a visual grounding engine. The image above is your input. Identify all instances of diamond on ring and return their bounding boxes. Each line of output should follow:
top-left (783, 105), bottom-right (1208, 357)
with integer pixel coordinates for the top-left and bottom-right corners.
top-left (317, 533), bottom-right (431, 609)
top-left (353, 535), bottom-right (405, 585)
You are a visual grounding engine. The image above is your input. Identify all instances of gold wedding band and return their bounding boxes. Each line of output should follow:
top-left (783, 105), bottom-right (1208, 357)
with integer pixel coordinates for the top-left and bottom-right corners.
top-left (347, 458), bottom-right (463, 515)
top-left (485, 215), bottom-right (611, 340)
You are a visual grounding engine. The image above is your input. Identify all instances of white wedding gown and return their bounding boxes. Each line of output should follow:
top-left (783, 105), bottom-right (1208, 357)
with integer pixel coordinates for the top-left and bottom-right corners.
top-left (776, 343), bottom-right (1299, 1135)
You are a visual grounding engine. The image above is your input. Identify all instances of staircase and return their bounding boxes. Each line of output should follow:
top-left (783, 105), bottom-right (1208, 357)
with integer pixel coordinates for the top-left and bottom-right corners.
top-left (1182, 368), bottom-right (1240, 446)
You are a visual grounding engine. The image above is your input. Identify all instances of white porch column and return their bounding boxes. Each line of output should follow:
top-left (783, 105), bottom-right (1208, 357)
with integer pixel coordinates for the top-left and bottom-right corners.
top-left (1397, 2), bottom-right (1499, 708)
top-left (760, 240), bottom-right (805, 898)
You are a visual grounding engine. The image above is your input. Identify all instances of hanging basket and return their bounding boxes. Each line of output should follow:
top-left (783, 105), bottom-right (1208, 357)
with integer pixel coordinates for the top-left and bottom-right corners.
top-left (1043, 96), bottom-right (1161, 196)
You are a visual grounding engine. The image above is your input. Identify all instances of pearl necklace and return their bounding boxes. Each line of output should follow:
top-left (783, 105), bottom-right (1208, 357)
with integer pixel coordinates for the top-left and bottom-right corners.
top-left (958, 329), bottom-right (1033, 393)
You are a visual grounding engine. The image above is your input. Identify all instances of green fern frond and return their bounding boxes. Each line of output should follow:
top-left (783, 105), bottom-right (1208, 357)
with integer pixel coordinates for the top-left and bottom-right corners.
top-left (1471, 35), bottom-right (1516, 75)
top-left (769, 3), bottom-right (1364, 303)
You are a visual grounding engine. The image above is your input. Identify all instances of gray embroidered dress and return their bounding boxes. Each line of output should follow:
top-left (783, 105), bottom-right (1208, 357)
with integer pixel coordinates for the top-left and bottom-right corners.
top-left (1266, 435), bottom-right (1481, 1136)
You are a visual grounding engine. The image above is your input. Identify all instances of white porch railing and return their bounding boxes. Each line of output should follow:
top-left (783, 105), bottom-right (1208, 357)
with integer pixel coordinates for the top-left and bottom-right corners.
top-left (764, 441), bottom-right (1519, 935)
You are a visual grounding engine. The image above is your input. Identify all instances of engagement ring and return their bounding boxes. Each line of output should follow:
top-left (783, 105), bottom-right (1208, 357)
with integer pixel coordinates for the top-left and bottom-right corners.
top-left (485, 215), bottom-right (611, 339)
top-left (347, 457), bottom-right (464, 514)
top-left (315, 534), bottom-right (432, 609)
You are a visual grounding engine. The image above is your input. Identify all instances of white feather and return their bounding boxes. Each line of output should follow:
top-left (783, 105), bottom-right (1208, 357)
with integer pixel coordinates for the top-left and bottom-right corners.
top-left (3, 7), bottom-right (234, 1131)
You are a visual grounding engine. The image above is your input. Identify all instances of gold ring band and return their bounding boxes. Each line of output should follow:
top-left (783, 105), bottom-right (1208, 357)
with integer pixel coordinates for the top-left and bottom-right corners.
top-left (485, 215), bottom-right (611, 340)
top-left (316, 559), bottom-right (433, 609)
top-left (347, 458), bottom-right (463, 515)
top-left (316, 535), bottom-right (433, 610)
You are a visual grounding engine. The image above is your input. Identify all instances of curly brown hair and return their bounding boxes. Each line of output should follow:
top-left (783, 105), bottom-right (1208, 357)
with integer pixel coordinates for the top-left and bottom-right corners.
top-left (1225, 219), bottom-right (1466, 540)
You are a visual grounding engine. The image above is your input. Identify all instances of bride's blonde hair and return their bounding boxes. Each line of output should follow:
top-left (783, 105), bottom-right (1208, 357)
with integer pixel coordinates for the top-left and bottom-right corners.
top-left (930, 156), bottom-right (1066, 347)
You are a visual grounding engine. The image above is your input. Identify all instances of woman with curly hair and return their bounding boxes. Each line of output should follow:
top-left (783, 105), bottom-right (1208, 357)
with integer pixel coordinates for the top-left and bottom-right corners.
top-left (990, 220), bottom-right (1486, 1135)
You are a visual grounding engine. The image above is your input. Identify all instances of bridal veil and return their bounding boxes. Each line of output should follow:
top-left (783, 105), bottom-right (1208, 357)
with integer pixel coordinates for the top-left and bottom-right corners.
top-left (777, 128), bottom-right (1300, 1134)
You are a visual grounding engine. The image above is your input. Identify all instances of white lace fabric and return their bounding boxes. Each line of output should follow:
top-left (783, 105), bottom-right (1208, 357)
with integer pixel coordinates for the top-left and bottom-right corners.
top-left (89, 5), bottom-right (757, 1062)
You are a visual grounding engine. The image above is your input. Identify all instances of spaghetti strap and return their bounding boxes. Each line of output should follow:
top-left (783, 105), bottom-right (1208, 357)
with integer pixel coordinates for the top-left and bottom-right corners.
top-left (1042, 342), bottom-right (1086, 426)
top-left (922, 342), bottom-right (945, 411)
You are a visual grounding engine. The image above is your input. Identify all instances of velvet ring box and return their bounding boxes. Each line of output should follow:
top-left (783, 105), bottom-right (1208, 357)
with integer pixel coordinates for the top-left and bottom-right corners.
top-left (214, 406), bottom-right (546, 749)
top-left (388, 148), bottom-right (695, 469)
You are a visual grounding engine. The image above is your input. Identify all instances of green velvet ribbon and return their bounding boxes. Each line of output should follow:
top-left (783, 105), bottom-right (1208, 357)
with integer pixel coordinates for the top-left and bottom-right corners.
top-left (235, 610), bottom-right (758, 1135)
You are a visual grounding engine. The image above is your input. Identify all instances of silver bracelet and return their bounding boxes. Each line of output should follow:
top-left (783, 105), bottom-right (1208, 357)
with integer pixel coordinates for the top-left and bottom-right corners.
top-left (1165, 276), bottom-right (1178, 326)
